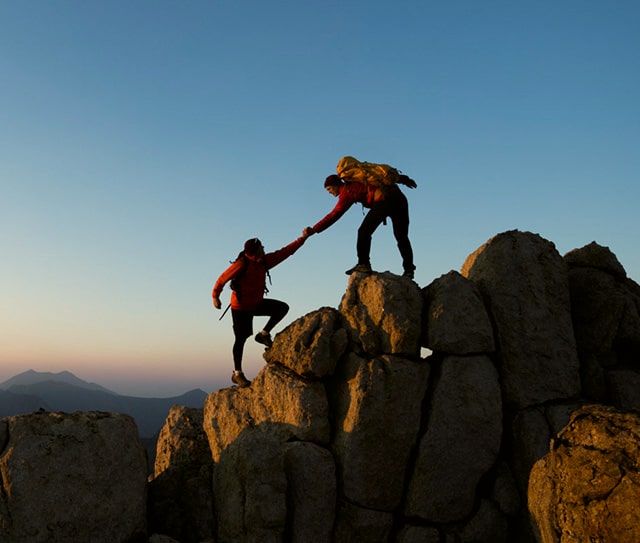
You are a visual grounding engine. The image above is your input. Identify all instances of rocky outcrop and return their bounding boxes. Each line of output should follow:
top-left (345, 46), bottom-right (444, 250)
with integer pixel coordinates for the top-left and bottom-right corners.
top-left (0, 411), bottom-right (147, 543)
top-left (528, 405), bottom-right (640, 543)
top-left (461, 231), bottom-right (581, 409)
top-left (2, 230), bottom-right (639, 543)
top-left (143, 230), bottom-right (640, 543)
top-left (148, 406), bottom-right (214, 542)
top-left (200, 275), bottom-right (427, 542)
top-left (195, 230), bottom-right (640, 543)
top-left (565, 242), bottom-right (640, 406)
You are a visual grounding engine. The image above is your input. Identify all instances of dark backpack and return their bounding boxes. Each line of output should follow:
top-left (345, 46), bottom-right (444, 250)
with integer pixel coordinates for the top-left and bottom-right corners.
top-left (229, 254), bottom-right (271, 301)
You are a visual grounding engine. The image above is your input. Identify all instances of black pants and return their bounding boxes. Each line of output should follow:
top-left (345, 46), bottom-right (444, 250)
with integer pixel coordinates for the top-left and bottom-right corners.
top-left (357, 188), bottom-right (414, 272)
top-left (231, 299), bottom-right (289, 372)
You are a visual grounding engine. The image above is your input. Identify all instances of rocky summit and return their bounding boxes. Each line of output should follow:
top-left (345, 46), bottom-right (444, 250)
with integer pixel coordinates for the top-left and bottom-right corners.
top-left (1, 229), bottom-right (639, 543)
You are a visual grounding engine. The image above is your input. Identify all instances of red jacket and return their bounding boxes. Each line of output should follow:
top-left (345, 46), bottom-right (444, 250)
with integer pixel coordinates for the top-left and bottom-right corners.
top-left (312, 182), bottom-right (392, 233)
top-left (212, 237), bottom-right (305, 310)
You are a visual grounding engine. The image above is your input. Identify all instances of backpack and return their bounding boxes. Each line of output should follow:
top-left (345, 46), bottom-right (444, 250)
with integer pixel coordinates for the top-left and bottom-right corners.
top-left (229, 254), bottom-right (271, 301)
top-left (336, 156), bottom-right (417, 189)
top-left (220, 254), bottom-right (272, 320)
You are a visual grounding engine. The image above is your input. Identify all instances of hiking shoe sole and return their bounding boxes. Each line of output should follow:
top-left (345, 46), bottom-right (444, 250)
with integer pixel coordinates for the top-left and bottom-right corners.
top-left (345, 264), bottom-right (372, 275)
top-left (232, 372), bottom-right (251, 387)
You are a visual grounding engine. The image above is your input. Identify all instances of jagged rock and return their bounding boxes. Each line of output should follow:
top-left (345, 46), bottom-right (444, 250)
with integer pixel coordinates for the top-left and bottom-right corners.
top-left (405, 355), bottom-right (502, 522)
top-left (203, 363), bottom-right (329, 462)
top-left (0, 411), bottom-right (147, 543)
top-left (148, 406), bottom-right (214, 543)
top-left (264, 307), bottom-right (348, 378)
top-left (213, 430), bottom-right (287, 543)
top-left (461, 230), bottom-right (581, 408)
top-left (423, 270), bottom-right (495, 354)
top-left (339, 271), bottom-right (423, 357)
top-left (528, 405), bottom-right (640, 543)
top-left (330, 352), bottom-right (429, 510)
top-left (283, 441), bottom-right (336, 542)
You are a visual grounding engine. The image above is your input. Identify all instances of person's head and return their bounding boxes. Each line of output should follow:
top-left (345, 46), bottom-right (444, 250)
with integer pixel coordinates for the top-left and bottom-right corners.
top-left (324, 174), bottom-right (343, 196)
top-left (243, 237), bottom-right (264, 258)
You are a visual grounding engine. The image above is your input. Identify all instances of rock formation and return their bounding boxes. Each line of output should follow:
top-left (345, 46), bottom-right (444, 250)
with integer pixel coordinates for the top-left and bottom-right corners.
top-left (0, 411), bottom-right (147, 543)
top-left (528, 404), bottom-right (640, 543)
top-left (2, 230), bottom-right (639, 543)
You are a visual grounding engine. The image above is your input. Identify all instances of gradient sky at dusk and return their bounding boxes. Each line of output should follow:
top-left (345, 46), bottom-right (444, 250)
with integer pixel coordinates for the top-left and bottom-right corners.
top-left (2, 1), bottom-right (639, 396)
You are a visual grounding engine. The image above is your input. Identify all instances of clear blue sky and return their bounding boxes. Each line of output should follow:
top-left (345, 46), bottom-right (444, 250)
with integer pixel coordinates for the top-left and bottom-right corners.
top-left (2, 1), bottom-right (638, 396)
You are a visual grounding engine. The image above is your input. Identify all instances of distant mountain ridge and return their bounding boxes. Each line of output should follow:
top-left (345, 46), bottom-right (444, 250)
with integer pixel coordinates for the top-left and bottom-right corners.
top-left (0, 370), bottom-right (208, 438)
top-left (0, 369), bottom-right (115, 394)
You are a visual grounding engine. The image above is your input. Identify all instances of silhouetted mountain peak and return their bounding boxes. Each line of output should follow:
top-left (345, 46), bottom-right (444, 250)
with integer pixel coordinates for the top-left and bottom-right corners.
top-left (0, 369), bottom-right (115, 394)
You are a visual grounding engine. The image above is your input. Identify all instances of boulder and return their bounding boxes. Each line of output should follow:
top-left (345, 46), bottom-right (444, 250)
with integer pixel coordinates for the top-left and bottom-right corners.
top-left (565, 242), bottom-right (640, 404)
top-left (461, 230), bottom-right (581, 408)
top-left (153, 405), bottom-right (212, 478)
top-left (528, 405), bottom-right (640, 543)
top-left (564, 241), bottom-right (627, 280)
top-left (330, 352), bottom-right (429, 510)
top-left (264, 307), bottom-right (348, 378)
top-left (339, 271), bottom-right (423, 357)
top-left (213, 430), bottom-right (287, 543)
top-left (203, 363), bottom-right (330, 462)
top-left (423, 270), bottom-right (495, 354)
top-left (405, 355), bottom-right (502, 522)
top-left (0, 411), bottom-right (147, 543)
top-left (148, 406), bottom-right (214, 543)
top-left (283, 441), bottom-right (336, 543)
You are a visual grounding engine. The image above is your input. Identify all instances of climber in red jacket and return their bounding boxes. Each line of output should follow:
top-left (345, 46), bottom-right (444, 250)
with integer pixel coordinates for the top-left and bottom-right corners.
top-left (212, 231), bottom-right (311, 387)
top-left (307, 174), bottom-right (416, 279)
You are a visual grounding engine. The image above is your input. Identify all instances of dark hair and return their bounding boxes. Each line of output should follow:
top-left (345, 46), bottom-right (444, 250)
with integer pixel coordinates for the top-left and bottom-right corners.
top-left (243, 238), bottom-right (262, 257)
top-left (324, 174), bottom-right (342, 188)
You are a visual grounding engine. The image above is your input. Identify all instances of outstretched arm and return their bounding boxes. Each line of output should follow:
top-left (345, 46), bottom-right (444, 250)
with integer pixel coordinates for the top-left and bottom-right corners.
top-left (311, 196), bottom-right (353, 234)
top-left (264, 235), bottom-right (308, 269)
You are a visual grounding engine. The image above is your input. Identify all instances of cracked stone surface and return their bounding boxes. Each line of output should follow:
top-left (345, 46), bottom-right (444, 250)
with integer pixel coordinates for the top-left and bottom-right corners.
top-left (528, 405), bottom-right (640, 543)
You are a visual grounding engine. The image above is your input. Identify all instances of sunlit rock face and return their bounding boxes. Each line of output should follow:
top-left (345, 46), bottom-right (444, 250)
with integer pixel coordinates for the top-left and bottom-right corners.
top-left (3, 230), bottom-right (640, 543)
top-left (529, 405), bottom-right (640, 543)
top-left (0, 411), bottom-right (147, 543)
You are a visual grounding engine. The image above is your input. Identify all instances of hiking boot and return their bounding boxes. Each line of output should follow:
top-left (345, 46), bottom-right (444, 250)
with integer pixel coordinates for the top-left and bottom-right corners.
top-left (255, 330), bottom-right (273, 348)
top-left (232, 371), bottom-right (251, 387)
top-left (345, 263), bottom-right (372, 275)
